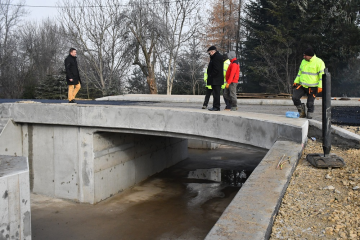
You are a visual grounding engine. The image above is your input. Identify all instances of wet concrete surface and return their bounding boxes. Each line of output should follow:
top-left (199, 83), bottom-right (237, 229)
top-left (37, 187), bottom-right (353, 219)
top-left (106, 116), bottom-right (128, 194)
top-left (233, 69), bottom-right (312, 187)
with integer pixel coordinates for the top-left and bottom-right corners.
top-left (31, 146), bottom-right (266, 240)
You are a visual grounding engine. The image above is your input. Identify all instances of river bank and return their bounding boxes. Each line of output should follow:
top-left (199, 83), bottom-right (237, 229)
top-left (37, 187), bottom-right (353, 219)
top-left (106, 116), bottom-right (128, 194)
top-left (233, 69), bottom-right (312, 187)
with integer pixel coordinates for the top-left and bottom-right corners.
top-left (270, 126), bottom-right (360, 239)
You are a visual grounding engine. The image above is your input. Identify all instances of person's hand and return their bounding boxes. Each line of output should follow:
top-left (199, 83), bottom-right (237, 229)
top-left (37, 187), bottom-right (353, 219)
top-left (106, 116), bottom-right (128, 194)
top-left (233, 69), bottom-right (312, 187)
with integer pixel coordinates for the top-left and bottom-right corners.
top-left (226, 83), bottom-right (229, 89)
top-left (317, 87), bottom-right (322, 93)
top-left (292, 82), bottom-right (299, 88)
top-left (69, 79), bottom-right (73, 82)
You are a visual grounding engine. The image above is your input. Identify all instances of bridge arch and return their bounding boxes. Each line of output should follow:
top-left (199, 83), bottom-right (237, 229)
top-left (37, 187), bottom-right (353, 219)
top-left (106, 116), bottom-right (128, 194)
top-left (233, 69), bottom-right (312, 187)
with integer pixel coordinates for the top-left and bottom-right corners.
top-left (2, 103), bottom-right (308, 203)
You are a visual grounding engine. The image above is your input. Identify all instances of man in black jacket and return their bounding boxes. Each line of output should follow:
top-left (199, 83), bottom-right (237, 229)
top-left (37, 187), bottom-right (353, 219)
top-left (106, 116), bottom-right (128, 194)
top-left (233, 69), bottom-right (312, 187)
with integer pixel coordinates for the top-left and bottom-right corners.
top-left (65, 48), bottom-right (81, 103)
top-left (206, 46), bottom-right (223, 111)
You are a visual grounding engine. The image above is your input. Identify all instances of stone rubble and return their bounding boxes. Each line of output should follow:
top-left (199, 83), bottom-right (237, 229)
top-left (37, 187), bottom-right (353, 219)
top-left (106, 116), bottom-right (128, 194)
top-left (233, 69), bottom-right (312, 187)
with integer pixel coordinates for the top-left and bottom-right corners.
top-left (270, 126), bottom-right (360, 240)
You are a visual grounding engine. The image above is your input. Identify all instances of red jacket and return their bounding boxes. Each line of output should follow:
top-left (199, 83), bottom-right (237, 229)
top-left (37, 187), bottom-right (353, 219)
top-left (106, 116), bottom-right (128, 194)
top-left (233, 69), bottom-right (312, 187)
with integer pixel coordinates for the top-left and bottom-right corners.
top-left (225, 58), bottom-right (240, 84)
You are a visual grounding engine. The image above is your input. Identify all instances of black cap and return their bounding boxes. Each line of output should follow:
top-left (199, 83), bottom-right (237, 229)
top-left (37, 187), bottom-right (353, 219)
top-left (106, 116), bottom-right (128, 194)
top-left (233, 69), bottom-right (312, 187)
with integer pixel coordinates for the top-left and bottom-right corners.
top-left (304, 48), bottom-right (314, 56)
top-left (207, 46), bottom-right (217, 51)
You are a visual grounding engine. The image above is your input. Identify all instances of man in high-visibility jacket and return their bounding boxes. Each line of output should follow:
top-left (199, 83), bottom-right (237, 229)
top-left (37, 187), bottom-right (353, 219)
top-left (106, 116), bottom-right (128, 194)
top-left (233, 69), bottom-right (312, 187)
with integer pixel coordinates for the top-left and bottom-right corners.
top-left (292, 48), bottom-right (325, 119)
top-left (202, 54), bottom-right (230, 109)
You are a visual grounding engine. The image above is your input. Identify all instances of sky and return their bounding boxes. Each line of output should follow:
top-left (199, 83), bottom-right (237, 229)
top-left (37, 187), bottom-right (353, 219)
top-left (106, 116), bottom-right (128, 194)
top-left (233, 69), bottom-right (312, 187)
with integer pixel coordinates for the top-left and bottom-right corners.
top-left (24, 0), bottom-right (60, 21)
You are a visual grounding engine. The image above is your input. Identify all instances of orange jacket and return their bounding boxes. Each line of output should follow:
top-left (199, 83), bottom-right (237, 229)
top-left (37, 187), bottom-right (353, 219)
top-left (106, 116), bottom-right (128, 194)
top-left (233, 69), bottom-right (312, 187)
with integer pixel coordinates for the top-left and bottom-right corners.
top-left (225, 58), bottom-right (240, 84)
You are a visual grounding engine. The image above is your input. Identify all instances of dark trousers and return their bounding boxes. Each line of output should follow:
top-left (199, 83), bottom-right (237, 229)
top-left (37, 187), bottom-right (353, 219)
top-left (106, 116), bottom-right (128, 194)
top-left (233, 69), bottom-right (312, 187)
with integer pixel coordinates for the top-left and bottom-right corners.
top-left (203, 88), bottom-right (212, 107)
top-left (292, 86), bottom-right (316, 113)
top-left (224, 83), bottom-right (238, 108)
top-left (223, 93), bottom-right (231, 109)
top-left (212, 85), bottom-right (221, 110)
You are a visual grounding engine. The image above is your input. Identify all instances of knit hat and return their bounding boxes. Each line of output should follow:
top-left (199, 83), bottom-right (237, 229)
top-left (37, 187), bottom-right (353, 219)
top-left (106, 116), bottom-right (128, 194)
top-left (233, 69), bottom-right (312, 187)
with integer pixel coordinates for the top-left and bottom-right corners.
top-left (227, 51), bottom-right (236, 59)
top-left (207, 46), bottom-right (217, 51)
top-left (303, 48), bottom-right (314, 56)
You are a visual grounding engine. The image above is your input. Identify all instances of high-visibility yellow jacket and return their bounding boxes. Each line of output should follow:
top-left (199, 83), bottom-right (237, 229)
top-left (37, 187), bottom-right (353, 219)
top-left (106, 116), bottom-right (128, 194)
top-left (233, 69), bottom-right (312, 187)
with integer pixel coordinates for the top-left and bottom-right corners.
top-left (204, 59), bottom-right (230, 89)
top-left (294, 55), bottom-right (325, 88)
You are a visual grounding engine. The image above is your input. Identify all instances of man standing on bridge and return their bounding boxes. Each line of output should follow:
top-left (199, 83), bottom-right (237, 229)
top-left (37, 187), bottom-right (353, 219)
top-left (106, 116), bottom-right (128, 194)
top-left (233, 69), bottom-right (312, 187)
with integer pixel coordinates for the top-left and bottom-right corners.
top-left (65, 48), bottom-right (81, 103)
top-left (292, 48), bottom-right (325, 119)
top-left (206, 46), bottom-right (224, 111)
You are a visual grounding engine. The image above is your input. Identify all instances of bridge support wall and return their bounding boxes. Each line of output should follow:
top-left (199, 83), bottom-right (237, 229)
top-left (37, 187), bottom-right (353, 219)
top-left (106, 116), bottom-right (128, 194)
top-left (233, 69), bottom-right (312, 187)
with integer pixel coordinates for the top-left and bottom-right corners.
top-left (0, 156), bottom-right (31, 240)
top-left (20, 124), bottom-right (187, 204)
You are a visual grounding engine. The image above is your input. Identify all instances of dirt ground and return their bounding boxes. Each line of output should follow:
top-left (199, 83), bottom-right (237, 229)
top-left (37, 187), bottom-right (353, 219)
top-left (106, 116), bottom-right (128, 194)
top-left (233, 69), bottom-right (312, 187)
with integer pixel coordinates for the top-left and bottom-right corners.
top-left (270, 126), bottom-right (360, 239)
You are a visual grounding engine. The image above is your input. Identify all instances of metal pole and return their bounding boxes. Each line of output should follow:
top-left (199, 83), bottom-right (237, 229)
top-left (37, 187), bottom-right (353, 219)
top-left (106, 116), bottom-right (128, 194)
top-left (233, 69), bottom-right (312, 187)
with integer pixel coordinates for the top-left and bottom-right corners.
top-left (322, 68), bottom-right (331, 156)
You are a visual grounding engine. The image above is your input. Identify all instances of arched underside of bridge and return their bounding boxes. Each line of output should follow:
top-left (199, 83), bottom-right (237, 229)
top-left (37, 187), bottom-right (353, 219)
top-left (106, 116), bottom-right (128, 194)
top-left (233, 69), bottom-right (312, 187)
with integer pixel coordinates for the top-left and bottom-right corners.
top-left (0, 103), bottom-right (308, 205)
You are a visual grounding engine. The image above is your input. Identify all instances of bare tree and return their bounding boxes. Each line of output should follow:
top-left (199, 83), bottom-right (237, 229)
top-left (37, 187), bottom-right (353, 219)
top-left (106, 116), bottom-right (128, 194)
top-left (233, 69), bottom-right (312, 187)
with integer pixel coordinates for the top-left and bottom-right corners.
top-left (124, 0), bottom-right (170, 94)
top-left (58, 0), bottom-right (131, 96)
top-left (156, 0), bottom-right (202, 95)
top-left (0, 0), bottom-right (27, 98)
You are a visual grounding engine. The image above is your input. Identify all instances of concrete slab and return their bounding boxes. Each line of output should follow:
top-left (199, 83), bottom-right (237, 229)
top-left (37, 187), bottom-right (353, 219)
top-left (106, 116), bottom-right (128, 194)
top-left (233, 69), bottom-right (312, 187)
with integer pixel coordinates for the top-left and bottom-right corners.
top-left (0, 155), bottom-right (31, 240)
top-left (205, 141), bottom-right (303, 240)
top-left (11, 103), bottom-right (308, 150)
top-left (96, 94), bottom-right (360, 106)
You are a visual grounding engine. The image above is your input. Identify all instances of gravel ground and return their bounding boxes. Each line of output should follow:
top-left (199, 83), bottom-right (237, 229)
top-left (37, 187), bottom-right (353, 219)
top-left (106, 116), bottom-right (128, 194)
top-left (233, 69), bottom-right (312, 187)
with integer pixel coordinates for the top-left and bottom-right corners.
top-left (270, 127), bottom-right (360, 239)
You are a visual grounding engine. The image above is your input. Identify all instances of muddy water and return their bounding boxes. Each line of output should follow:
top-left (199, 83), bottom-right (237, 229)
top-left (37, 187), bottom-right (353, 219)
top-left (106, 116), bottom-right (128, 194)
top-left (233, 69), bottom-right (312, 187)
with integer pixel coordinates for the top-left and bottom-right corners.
top-left (31, 146), bottom-right (266, 240)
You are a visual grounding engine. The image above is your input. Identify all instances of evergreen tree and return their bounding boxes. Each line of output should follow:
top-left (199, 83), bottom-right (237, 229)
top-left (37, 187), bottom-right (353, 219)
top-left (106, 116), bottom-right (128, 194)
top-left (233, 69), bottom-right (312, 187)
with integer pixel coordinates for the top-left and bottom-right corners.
top-left (35, 75), bottom-right (68, 99)
top-left (243, 0), bottom-right (360, 95)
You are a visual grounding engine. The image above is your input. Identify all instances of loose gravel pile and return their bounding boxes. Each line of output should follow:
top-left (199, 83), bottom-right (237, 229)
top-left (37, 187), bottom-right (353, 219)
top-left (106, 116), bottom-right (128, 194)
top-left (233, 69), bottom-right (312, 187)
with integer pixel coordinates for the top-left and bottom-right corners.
top-left (270, 127), bottom-right (360, 239)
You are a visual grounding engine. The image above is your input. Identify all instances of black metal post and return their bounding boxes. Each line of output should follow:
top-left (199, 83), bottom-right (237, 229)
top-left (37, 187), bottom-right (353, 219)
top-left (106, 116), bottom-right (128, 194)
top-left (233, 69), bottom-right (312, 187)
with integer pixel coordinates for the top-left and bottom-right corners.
top-left (322, 68), bottom-right (331, 156)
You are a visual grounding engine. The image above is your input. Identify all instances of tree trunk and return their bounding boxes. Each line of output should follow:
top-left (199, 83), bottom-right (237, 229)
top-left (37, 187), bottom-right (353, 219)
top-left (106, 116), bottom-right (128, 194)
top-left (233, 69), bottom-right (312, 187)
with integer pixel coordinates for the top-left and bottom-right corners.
top-left (147, 71), bottom-right (158, 94)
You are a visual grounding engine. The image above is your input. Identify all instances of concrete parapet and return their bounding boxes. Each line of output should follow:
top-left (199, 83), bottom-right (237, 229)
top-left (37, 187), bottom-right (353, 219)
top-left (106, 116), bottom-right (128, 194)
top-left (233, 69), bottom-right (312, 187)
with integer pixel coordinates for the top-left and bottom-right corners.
top-left (205, 141), bottom-right (303, 240)
top-left (0, 155), bottom-right (31, 240)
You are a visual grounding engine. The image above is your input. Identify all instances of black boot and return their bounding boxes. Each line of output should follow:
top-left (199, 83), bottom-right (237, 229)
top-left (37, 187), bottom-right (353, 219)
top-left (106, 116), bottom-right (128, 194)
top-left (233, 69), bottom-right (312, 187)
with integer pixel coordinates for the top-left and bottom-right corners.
top-left (296, 103), bottom-right (306, 118)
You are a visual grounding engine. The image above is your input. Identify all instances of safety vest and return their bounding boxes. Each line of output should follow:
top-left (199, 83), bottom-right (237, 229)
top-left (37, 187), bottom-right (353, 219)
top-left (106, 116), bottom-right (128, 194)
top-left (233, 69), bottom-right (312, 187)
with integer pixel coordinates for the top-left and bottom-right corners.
top-left (204, 59), bottom-right (230, 89)
top-left (294, 55), bottom-right (325, 88)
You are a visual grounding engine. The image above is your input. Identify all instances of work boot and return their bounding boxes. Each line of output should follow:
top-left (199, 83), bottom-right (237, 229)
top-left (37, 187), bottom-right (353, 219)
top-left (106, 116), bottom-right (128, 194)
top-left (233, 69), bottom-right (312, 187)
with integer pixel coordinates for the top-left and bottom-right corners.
top-left (202, 105), bottom-right (207, 109)
top-left (307, 112), bottom-right (313, 119)
top-left (296, 103), bottom-right (306, 118)
top-left (230, 107), bottom-right (237, 111)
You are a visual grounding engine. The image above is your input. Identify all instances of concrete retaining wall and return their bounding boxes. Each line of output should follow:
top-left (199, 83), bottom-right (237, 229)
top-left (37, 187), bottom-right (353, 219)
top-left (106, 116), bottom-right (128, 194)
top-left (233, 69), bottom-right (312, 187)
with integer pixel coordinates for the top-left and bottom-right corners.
top-left (309, 120), bottom-right (360, 149)
top-left (93, 132), bottom-right (187, 202)
top-left (20, 124), bottom-right (188, 204)
top-left (0, 119), bottom-right (23, 157)
top-left (205, 140), bottom-right (304, 240)
top-left (0, 156), bottom-right (31, 240)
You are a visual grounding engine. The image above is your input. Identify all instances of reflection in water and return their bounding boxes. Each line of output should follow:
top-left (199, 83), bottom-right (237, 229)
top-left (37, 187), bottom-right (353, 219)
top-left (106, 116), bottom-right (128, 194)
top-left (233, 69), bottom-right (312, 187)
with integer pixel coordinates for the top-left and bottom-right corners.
top-left (222, 169), bottom-right (248, 187)
top-left (186, 183), bottom-right (225, 207)
top-left (188, 168), bottom-right (221, 182)
top-left (187, 168), bottom-right (248, 187)
top-left (186, 168), bottom-right (249, 207)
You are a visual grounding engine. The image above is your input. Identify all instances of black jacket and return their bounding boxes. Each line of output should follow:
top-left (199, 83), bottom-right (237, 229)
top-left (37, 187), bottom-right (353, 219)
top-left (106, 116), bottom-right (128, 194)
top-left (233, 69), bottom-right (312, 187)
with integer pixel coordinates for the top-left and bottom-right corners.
top-left (65, 55), bottom-right (81, 85)
top-left (206, 51), bottom-right (223, 85)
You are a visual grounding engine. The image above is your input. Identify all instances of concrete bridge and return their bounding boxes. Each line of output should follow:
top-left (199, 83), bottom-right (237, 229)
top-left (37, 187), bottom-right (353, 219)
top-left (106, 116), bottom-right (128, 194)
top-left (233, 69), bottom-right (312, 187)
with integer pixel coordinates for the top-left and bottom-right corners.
top-left (2, 96), bottom-right (358, 239)
top-left (0, 101), bottom-right (307, 204)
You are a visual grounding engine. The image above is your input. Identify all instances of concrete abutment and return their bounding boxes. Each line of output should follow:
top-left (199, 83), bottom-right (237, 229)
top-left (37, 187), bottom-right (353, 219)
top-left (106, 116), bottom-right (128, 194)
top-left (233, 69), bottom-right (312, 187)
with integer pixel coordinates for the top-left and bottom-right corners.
top-left (21, 125), bottom-right (189, 204)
